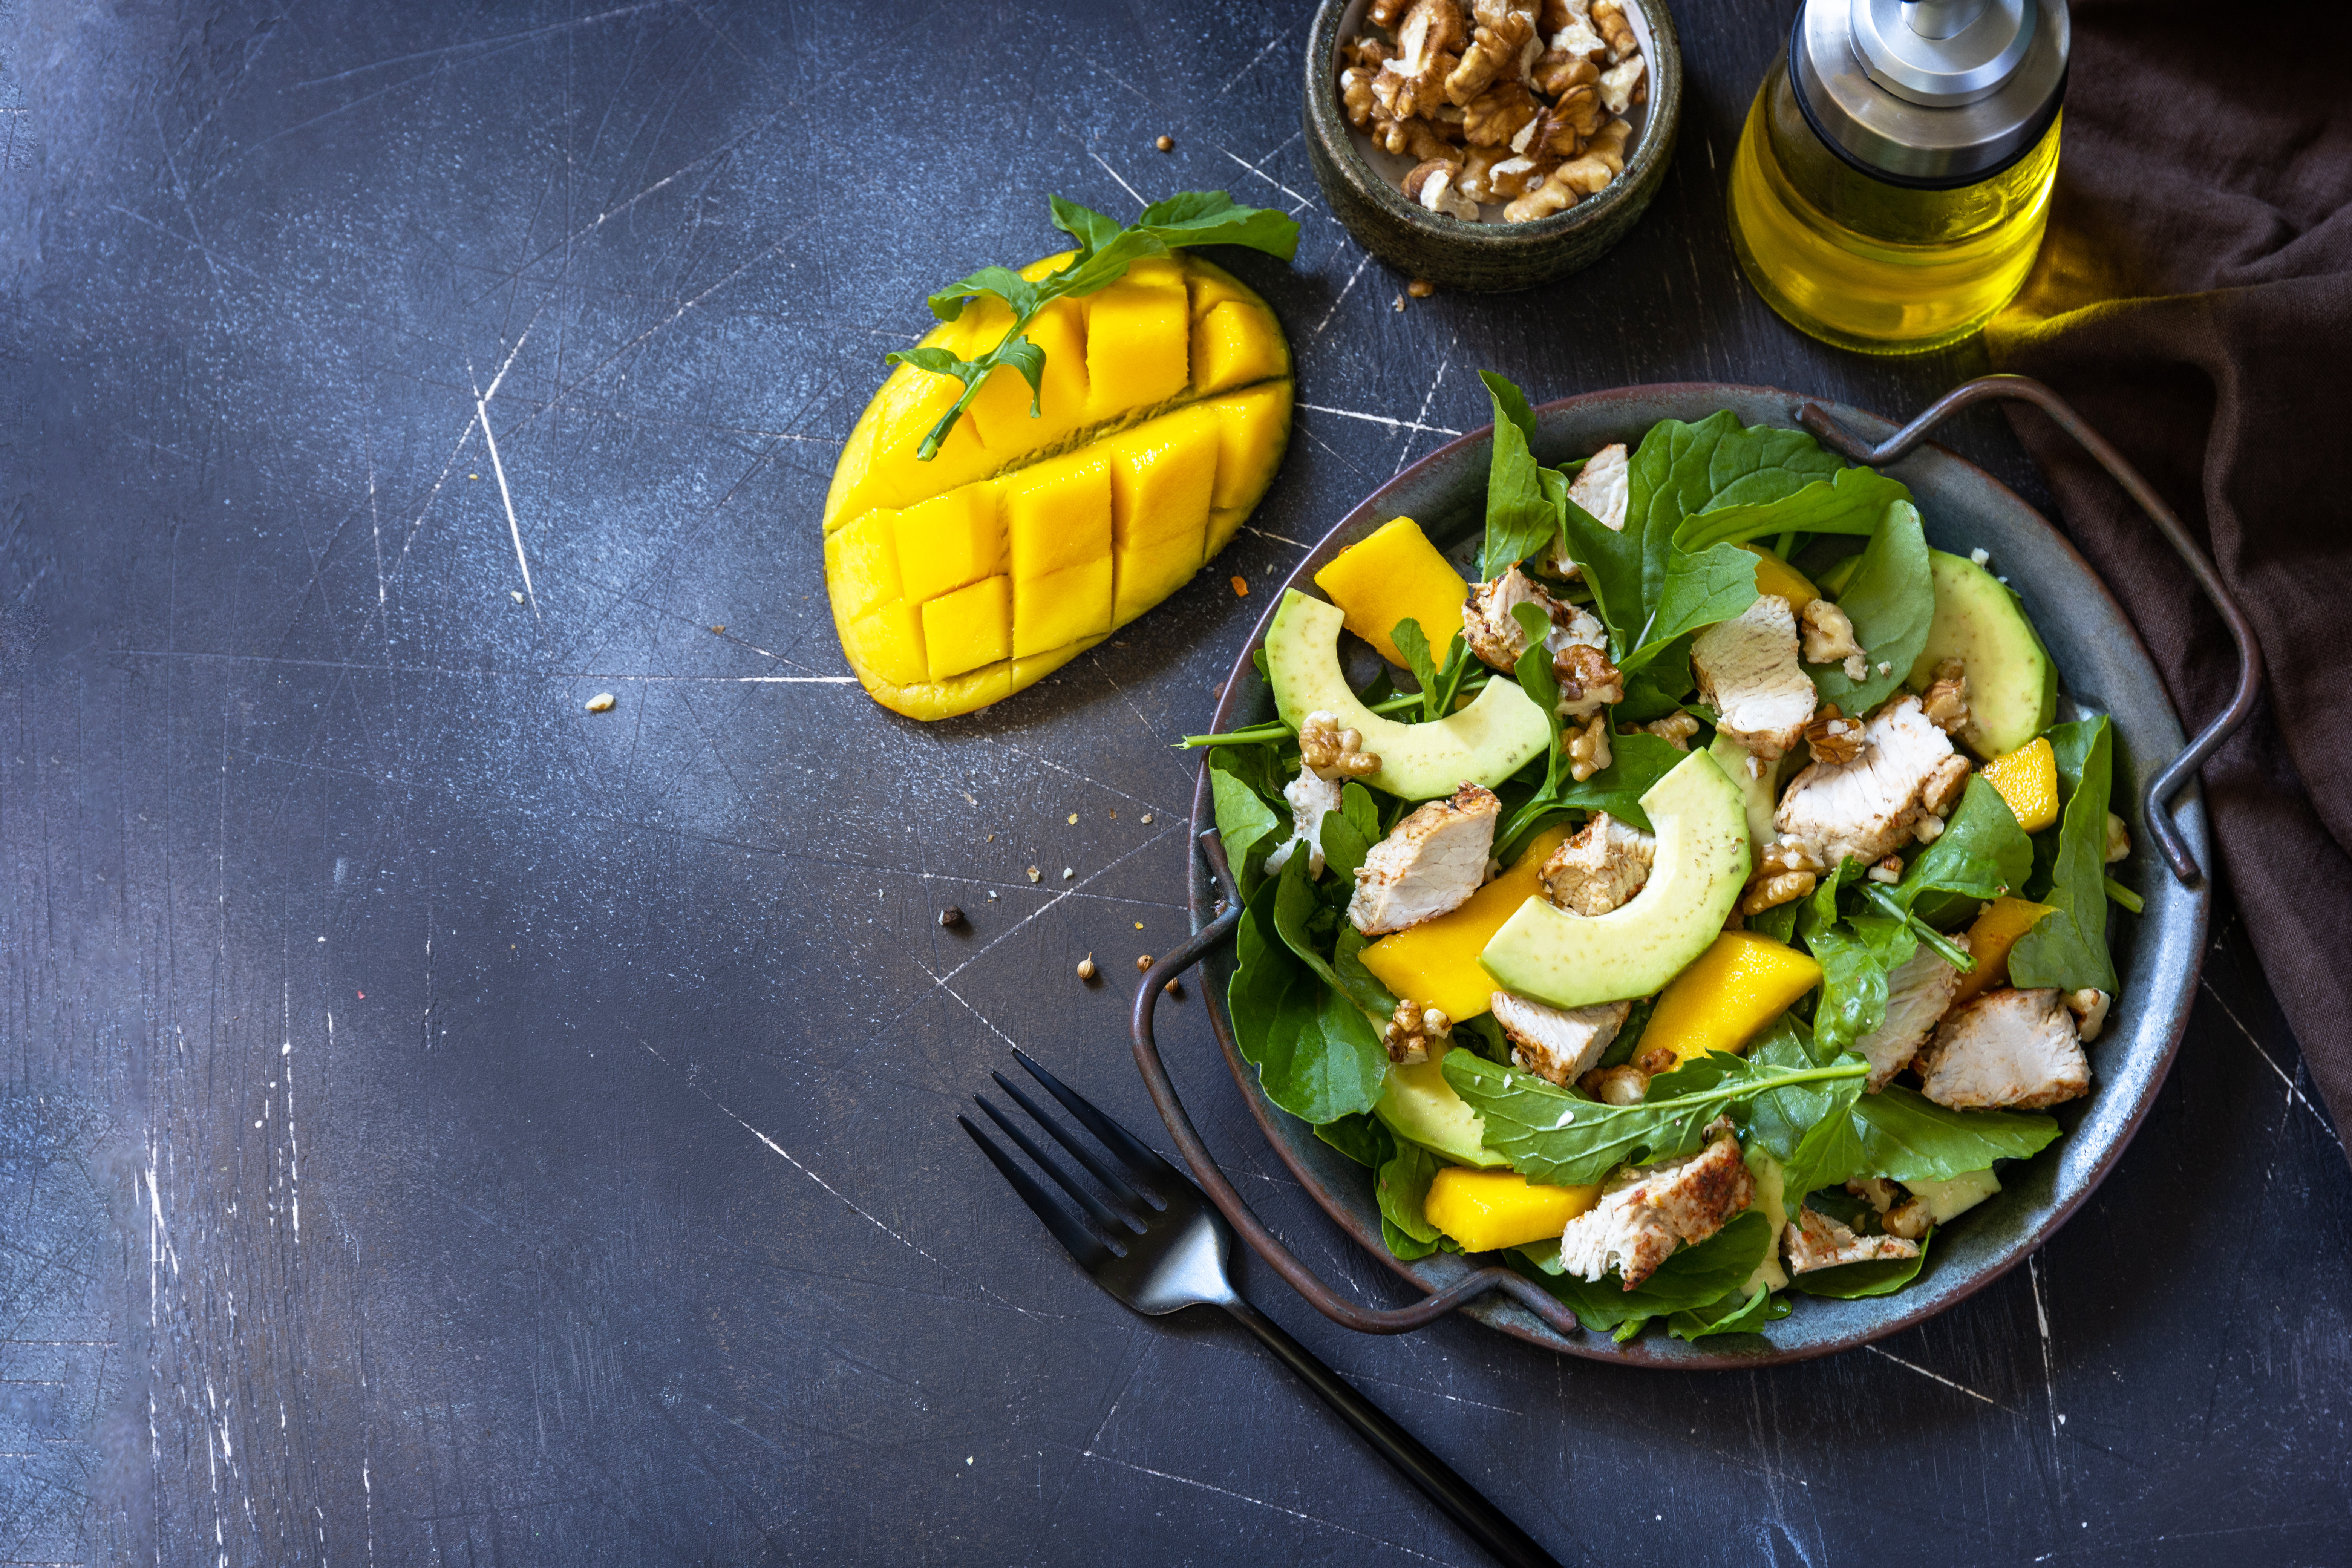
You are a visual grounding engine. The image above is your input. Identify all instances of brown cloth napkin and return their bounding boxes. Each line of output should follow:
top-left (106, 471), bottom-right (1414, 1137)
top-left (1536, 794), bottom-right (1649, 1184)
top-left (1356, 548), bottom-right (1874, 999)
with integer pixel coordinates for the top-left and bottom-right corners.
top-left (1983, 0), bottom-right (2352, 1156)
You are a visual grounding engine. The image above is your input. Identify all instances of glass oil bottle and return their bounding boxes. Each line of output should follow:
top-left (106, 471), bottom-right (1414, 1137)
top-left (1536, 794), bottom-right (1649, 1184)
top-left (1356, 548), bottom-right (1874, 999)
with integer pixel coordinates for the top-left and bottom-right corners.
top-left (1727, 0), bottom-right (2070, 355)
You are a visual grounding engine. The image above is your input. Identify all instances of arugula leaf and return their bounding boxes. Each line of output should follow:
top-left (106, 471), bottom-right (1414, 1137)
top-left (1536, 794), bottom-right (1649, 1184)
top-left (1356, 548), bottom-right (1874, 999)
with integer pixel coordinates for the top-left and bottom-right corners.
top-left (1391, 617), bottom-right (1475, 722)
top-left (1478, 372), bottom-right (1564, 580)
top-left (1803, 501), bottom-right (1934, 715)
top-left (1318, 782), bottom-right (1382, 891)
top-left (1377, 1137), bottom-right (1446, 1260)
top-left (1786, 1228), bottom-right (1931, 1298)
top-left (1740, 1017), bottom-right (1869, 1197)
top-left (1803, 916), bottom-right (1906, 1055)
top-left (891, 190), bottom-right (1301, 459)
top-left (1675, 465), bottom-right (1916, 551)
top-left (1624, 539), bottom-right (1759, 673)
top-left (1207, 747), bottom-right (1286, 898)
top-left (1227, 877), bottom-right (1387, 1124)
top-left (1557, 490), bottom-right (1643, 654)
top-left (1851, 1086), bottom-right (2060, 1182)
top-left (1444, 1049), bottom-right (1867, 1187)
top-left (1552, 729), bottom-right (1686, 833)
top-left (1332, 925), bottom-right (1400, 1020)
top-left (1507, 1211), bottom-right (1773, 1335)
top-left (2009, 717), bottom-right (2119, 993)
top-left (1669, 1283), bottom-right (1792, 1341)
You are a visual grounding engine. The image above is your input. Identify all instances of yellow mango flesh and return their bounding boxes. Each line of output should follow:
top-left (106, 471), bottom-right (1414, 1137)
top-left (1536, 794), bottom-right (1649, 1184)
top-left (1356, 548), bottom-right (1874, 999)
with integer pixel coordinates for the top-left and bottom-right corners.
top-left (1741, 544), bottom-right (1821, 611)
top-left (1312, 517), bottom-right (1470, 667)
top-left (1424, 1167), bottom-right (1603, 1253)
top-left (1642, 931), bottom-right (1825, 1071)
top-left (1979, 737), bottom-right (2059, 833)
top-left (1358, 825), bottom-right (1571, 1022)
top-left (1952, 895), bottom-right (2056, 1006)
top-left (823, 252), bottom-right (1292, 720)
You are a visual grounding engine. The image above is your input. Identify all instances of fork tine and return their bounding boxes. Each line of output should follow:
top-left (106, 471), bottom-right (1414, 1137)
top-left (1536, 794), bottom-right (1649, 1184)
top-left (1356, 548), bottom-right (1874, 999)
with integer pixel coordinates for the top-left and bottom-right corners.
top-left (975, 1094), bottom-right (1141, 1237)
top-left (959, 1115), bottom-right (1113, 1272)
top-left (1014, 1048), bottom-right (1184, 1190)
top-left (989, 1071), bottom-right (1145, 1211)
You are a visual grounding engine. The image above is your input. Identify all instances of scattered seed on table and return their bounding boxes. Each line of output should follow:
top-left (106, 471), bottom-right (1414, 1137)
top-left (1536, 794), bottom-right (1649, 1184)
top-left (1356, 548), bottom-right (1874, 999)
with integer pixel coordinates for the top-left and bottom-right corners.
top-left (1026, 866), bottom-right (1041, 883)
top-left (711, 625), bottom-right (725, 634)
top-left (1135, 954), bottom-right (1152, 972)
top-left (1155, 134), bottom-right (1174, 152)
top-left (1407, 278), bottom-right (1435, 299)
top-left (1164, 978), bottom-right (1182, 998)
top-left (1067, 813), bottom-right (1078, 825)
top-left (1392, 294), bottom-right (1406, 312)
top-left (510, 590), bottom-right (524, 603)
top-left (1061, 867), bottom-right (1074, 879)
top-left (1077, 954), bottom-right (1098, 980)
top-left (1140, 813), bottom-right (1154, 825)
top-left (939, 906), bottom-right (964, 928)
top-left (585, 692), bottom-right (616, 712)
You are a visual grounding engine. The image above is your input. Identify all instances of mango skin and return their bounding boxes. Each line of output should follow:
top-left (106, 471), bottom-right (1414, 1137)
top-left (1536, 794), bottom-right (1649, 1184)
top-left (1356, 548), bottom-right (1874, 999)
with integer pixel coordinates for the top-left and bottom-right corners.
top-left (1424, 1167), bottom-right (1603, 1253)
top-left (822, 252), bottom-right (1293, 720)
top-left (1978, 737), bottom-right (2059, 833)
top-left (1642, 931), bottom-right (1824, 1071)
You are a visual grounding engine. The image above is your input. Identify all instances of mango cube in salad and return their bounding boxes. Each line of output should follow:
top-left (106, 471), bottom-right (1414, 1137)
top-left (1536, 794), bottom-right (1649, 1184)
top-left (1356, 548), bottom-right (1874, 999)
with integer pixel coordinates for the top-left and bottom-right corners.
top-left (1978, 736), bottom-right (2060, 833)
top-left (1640, 931), bottom-right (1824, 1071)
top-left (1423, 1167), bottom-right (1602, 1253)
top-left (1312, 516), bottom-right (1470, 667)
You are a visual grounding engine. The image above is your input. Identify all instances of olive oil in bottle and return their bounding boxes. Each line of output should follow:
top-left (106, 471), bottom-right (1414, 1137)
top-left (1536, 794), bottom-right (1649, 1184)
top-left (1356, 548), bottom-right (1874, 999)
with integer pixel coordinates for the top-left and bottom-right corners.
top-left (1727, 0), bottom-right (2069, 355)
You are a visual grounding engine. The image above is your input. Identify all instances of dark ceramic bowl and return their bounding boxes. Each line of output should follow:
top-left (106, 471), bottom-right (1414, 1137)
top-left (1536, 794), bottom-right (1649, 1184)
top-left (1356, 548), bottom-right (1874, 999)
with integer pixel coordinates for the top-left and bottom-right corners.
top-left (1303, 0), bottom-right (1684, 293)
top-left (1184, 383), bottom-right (2208, 1367)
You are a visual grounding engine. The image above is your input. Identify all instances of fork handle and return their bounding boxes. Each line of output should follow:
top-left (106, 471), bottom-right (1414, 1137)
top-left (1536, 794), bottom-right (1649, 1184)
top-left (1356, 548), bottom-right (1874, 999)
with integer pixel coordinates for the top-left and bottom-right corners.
top-left (1222, 1298), bottom-right (1565, 1568)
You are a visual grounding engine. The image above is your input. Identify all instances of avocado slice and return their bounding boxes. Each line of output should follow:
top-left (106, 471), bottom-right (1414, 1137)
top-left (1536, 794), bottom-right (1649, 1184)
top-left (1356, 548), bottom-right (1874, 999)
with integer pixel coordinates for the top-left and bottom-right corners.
top-left (1264, 590), bottom-right (1550, 801)
top-left (1372, 1051), bottom-right (1511, 1169)
top-left (1905, 550), bottom-right (2057, 759)
top-left (1707, 730), bottom-right (1782, 856)
top-left (1478, 749), bottom-right (1751, 1008)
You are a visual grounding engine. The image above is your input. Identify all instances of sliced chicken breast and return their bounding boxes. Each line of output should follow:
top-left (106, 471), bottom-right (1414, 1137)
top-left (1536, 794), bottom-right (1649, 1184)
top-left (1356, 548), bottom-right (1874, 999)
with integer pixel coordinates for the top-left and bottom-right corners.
top-left (1539, 810), bottom-right (1656, 916)
top-left (1692, 594), bottom-right (1817, 760)
top-left (1492, 993), bottom-right (1632, 1087)
top-left (1347, 783), bottom-right (1501, 936)
top-left (1559, 1118), bottom-right (1753, 1291)
top-left (1784, 1207), bottom-right (1921, 1273)
top-left (1913, 986), bottom-right (2092, 1111)
top-left (1772, 694), bottom-right (1958, 869)
top-left (1851, 935), bottom-right (1970, 1092)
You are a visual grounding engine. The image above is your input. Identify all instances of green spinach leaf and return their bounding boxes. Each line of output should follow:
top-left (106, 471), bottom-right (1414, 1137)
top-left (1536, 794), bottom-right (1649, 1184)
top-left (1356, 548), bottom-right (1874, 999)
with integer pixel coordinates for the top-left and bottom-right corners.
top-left (1444, 1049), bottom-right (1868, 1187)
top-left (1332, 925), bottom-right (1400, 1019)
top-left (1315, 1112), bottom-right (1388, 1169)
top-left (1227, 878), bottom-right (1387, 1124)
top-left (1553, 730), bottom-right (1687, 833)
top-left (1851, 1086), bottom-right (2060, 1182)
top-left (1377, 1137), bottom-right (1446, 1260)
top-left (1207, 746), bottom-right (1286, 898)
top-left (1669, 1283), bottom-right (1792, 1341)
top-left (1626, 412), bottom-right (1846, 609)
top-left (1478, 372), bottom-right (1564, 581)
top-left (1741, 1017), bottom-right (1870, 1197)
top-left (1889, 774), bottom-right (2034, 914)
top-left (1804, 501), bottom-right (1934, 715)
top-left (1624, 539), bottom-right (1759, 673)
top-left (1557, 490), bottom-right (1643, 654)
top-left (1675, 465), bottom-right (1916, 551)
top-left (1318, 782), bottom-right (1380, 890)
top-left (2009, 717), bottom-right (2119, 992)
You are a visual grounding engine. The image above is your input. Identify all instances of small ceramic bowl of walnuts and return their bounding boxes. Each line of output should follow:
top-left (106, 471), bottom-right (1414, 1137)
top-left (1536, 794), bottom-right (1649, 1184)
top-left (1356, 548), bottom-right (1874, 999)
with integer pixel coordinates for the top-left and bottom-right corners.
top-left (1303, 0), bottom-right (1682, 292)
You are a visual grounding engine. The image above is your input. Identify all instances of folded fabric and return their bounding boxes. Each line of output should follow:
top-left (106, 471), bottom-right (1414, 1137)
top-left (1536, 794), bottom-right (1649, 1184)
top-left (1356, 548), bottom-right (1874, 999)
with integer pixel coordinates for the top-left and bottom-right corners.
top-left (1984, 0), bottom-right (2352, 1162)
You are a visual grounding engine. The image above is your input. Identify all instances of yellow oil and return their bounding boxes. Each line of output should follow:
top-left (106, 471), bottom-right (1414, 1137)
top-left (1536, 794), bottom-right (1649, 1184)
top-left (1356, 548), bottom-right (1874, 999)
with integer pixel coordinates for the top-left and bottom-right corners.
top-left (1726, 64), bottom-right (2060, 355)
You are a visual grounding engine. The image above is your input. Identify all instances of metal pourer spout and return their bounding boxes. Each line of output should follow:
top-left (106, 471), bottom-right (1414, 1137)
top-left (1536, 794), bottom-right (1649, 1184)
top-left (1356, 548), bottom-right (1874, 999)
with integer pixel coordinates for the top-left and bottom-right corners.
top-left (1904, 0), bottom-right (1990, 40)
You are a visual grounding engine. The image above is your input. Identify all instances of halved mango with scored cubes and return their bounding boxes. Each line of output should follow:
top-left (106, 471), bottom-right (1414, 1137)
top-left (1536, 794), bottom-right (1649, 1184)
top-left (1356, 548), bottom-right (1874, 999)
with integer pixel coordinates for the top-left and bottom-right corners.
top-left (1639, 931), bottom-right (1824, 1072)
top-left (823, 252), bottom-right (1293, 720)
top-left (1423, 1167), bottom-right (1603, 1253)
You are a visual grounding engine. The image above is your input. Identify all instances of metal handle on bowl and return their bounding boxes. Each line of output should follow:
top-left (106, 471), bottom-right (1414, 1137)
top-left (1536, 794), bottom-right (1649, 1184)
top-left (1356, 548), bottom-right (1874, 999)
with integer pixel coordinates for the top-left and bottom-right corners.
top-left (1798, 373), bottom-right (2261, 889)
top-left (1127, 828), bottom-right (1593, 1339)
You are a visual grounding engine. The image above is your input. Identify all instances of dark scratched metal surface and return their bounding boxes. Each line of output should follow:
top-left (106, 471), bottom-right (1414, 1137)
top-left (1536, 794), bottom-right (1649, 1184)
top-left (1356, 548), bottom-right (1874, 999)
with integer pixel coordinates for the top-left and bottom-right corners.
top-left (0, 2), bottom-right (2345, 1563)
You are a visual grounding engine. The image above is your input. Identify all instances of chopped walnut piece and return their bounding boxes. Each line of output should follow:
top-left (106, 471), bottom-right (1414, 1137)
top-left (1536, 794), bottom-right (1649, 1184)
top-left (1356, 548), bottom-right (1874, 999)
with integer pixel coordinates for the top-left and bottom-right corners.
top-left (1867, 855), bottom-right (1904, 884)
top-left (1920, 657), bottom-right (1970, 735)
top-left (1382, 997), bottom-right (1452, 1063)
top-left (1590, 0), bottom-right (1637, 59)
top-left (1596, 52), bottom-right (1645, 114)
top-left (1531, 47), bottom-right (1599, 104)
top-left (1462, 79), bottom-right (1539, 145)
top-left (1739, 869), bottom-right (1816, 917)
top-left (1502, 114), bottom-right (1630, 220)
top-left (1402, 158), bottom-right (1480, 219)
top-left (1368, 0), bottom-right (1410, 24)
top-left (1555, 642), bottom-right (1625, 718)
top-left (1566, 712), bottom-right (1613, 782)
top-left (1580, 1063), bottom-right (1648, 1104)
top-left (1882, 1197), bottom-right (1934, 1241)
top-left (1444, 7), bottom-right (1537, 105)
top-left (1298, 710), bottom-right (1381, 780)
top-left (1642, 710), bottom-right (1701, 751)
top-left (1798, 597), bottom-right (1866, 679)
top-left (2064, 987), bottom-right (2112, 1043)
top-left (1920, 753), bottom-right (1971, 818)
top-left (1759, 840), bottom-right (1823, 877)
top-left (1804, 703), bottom-right (1865, 766)
top-left (2105, 812), bottom-right (2131, 864)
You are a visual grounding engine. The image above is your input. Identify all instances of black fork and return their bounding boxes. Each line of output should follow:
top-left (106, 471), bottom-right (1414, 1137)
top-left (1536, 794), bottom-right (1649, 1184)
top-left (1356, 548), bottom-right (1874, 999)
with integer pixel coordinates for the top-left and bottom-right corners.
top-left (962, 1050), bottom-right (1564, 1568)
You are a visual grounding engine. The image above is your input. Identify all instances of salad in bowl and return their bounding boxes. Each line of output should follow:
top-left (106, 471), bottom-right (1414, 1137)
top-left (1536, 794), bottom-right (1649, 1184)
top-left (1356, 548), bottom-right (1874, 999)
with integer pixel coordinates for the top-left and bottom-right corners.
top-left (1184, 374), bottom-right (2136, 1345)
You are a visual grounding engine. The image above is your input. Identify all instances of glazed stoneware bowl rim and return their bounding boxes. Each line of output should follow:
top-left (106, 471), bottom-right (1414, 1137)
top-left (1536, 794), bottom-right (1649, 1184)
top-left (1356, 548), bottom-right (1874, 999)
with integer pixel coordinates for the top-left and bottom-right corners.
top-left (1301, 0), bottom-right (1685, 280)
top-left (1182, 381), bottom-right (2209, 1369)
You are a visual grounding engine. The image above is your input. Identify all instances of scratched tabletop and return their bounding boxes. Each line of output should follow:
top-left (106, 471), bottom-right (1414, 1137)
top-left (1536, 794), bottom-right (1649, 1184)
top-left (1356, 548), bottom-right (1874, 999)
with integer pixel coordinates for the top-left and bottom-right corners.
top-left (3, 2), bottom-right (2347, 1564)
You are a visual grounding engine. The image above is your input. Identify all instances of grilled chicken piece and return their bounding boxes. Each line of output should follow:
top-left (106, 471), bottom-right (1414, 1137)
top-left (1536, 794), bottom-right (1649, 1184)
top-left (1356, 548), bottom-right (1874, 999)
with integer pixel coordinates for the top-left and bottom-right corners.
top-left (1772, 694), bottom-right (1958, 869)
top-left (1462, 566), bottom-right (1608, 670)
top-left (1491, 992), bottom-right (1632, 1087)
top-left (1348, 783), bottom-right (1501, 935)
top-left (1559, 1117), bottom-right (1754, 1290)
top-left (1692, 594), bottom-right (1817, 760)
top-left (1850, 936), bottom-right (1970, 1091)
top-left (1784, 1207), bottom-right (1920, 1274)
top-left (1913, 987), bottom-right (2092, 1110)
top-left (1539, 810), bottom-right (1655, 916)
top-left (1260, 766), bottom-right (1346, 880)
top-left (1545, 441), bottom-right (1628, 575)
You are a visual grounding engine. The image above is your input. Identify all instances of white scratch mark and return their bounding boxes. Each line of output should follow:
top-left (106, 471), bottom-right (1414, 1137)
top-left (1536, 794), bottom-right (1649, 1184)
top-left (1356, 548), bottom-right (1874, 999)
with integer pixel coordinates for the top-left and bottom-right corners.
top-left (1077, 1453), bottom-right (1471, 1565)
top-left (1215, 24), bottom-right (1296, 98)
top-left (474, 392), bottom-right (536, 615)
top-left (1297, 402), bottom-right (1464, 438)
top-left (1218, 144), bottom-right (1317, 214)
top-left (1240, 524), bottom-right (1313, 550)
top-left (1312, 250), bottom-right (1375, 336)
top-left (1089, 148), bottom-right (1147, 209)
top-left (2200, 977), bottom-right (2344, 1148)
top-left (1864, 1346), bottom-right (2005, 1408)
top-left (1394, 341), bottom-right (1456, 474)
top-left (2030, 1253), bottom-right (2061, 1457)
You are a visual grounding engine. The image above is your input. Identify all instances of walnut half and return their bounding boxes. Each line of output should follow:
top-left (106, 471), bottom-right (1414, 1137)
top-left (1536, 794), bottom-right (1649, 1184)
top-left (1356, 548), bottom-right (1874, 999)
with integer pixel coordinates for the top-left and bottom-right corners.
top-left (1299, 710), bottom-right (1381, 779)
